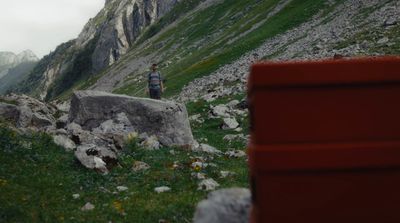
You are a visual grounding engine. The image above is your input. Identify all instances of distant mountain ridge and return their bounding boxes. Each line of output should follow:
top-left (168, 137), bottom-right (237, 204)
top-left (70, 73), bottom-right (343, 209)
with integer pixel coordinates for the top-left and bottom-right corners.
top-left (0, 50), bottom-right (38, 78)
top-left (0, 50), bottom-right (39, 94)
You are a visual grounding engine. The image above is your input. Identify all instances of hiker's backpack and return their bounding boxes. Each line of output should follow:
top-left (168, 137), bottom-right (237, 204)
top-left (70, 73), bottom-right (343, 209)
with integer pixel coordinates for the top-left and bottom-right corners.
top-left (148, 72), bottom-right (162, 89)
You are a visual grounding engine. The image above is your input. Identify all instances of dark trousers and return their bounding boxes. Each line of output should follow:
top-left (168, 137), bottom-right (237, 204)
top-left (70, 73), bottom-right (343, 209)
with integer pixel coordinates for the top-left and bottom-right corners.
top-left (149, 88), bottom-right (161, 99)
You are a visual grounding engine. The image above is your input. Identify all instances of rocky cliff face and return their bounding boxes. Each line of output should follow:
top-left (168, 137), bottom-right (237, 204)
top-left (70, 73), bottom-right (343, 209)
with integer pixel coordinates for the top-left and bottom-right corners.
top-left (17, 0), bottom-right (180, 100)
top-left (91, 0), bottom-right (180, 72)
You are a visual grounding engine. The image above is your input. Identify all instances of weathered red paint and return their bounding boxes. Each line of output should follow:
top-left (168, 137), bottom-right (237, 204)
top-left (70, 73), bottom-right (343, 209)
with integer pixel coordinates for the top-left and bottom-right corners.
top-left (248, 57), bottom-right (400, 223)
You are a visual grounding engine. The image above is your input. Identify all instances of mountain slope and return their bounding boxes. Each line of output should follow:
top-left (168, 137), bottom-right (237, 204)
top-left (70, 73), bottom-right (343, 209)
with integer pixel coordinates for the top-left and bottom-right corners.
top-left (0, 52), bottom-right (18, 79)
top-left (15, 0), bottom-right (181, 100)
top-left (0, 61), bottom-right (38, 94)
top-left (179, 0), bottom-right (400, 102)
top-left (86, 0), bottom-right (399, 101)
top-left (68, 0), bottom-right (328, 98)
top-left (10, 0), bottom-right (400, 102)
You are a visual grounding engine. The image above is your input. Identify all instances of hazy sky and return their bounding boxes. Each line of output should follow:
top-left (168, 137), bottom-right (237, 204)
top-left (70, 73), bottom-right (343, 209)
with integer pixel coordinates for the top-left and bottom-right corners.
top-left (0, 0), bottom-right (105, 58)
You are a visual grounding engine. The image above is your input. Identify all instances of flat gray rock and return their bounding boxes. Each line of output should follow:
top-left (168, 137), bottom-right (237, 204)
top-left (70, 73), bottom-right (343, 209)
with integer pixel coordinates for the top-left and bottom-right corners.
top-left (69, 91), bottom-right (194, 147)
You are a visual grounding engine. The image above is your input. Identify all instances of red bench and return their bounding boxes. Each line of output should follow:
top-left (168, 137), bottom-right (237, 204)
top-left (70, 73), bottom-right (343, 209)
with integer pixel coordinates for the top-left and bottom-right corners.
top-left (248, 57), bottom-right (400, 223)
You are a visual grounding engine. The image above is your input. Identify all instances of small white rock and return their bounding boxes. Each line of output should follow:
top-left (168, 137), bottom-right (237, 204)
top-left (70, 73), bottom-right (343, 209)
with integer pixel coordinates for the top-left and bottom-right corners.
top-left (233, 109), bottom-right (247, 116)
top-left (81, 202), bottom-right (95, 211)
top-left (132, 161), bottom-right (150, 172)
top-left (222, 118), bottom-right (239, 130)
top-left (227, 100), bottom-right (240, 108)
top-left (94, 157), bottom-right (107, 169)
top-left (155, 186), bottom-right (171, 193)
top-left (117, 186), bottom-right (128, 192)
top-left (211, 105), bottom-right (230, 118)
top-left (198, 178), bottom-right (220, 191)
top-left (197, 144), bottom-right (222, 154)
top-left (189, 114), bottom-right (202, 122)
top-left (223, 134), bottom-right (245, 142)
top-left (234, 127), bottom-right (243, 132)
top-left (208, 163), bottom-right (218, 168)
top-left (377, 37), bottom-right (389, 44)
top-left (191, 161), bottom-right (205, 169)
top-left (72, 194), bottom-right (80, 199)
top-left (225, 150), bottom-right (247, 158)
top-left (172, 161), bottom-right (180, 169)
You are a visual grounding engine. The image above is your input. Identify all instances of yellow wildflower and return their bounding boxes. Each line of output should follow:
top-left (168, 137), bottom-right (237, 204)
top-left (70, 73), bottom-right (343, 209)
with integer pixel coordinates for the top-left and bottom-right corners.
top-left (113, 201), bottom-right (124, 214)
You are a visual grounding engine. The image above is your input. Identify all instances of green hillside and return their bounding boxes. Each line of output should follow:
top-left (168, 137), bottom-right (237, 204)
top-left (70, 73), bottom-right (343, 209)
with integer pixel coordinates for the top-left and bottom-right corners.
top-left (103, 0), bottom-right (328, 97)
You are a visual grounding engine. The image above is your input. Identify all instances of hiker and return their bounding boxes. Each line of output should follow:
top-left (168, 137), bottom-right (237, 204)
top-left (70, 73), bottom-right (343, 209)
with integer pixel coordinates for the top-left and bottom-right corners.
top-left (147, 63), bottom-right (164, 99)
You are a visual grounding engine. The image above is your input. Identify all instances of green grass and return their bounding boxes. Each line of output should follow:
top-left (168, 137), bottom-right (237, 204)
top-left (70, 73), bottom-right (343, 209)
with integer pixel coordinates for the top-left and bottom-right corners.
top-left (0, 101), bottom-right (249, 223)
top-left (187, 93), bottom-right (249, 148)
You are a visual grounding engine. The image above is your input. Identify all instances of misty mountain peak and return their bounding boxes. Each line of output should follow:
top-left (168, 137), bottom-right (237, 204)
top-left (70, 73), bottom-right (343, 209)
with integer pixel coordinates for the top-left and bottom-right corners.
top-left (0, 50), bottom-right (38, 68)
top-left (17, 50), bottom-right (39, 63)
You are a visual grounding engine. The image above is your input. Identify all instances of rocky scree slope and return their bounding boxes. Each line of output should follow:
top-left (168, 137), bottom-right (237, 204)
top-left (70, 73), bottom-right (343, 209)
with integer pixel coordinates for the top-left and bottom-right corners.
top-left (178, 0), bottom-right (400, 102)
top-left (14, 0), bottom-right (180, 100)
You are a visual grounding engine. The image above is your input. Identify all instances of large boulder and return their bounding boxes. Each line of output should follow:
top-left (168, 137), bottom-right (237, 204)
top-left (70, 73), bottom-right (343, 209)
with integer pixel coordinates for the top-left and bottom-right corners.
top-left (193, 188), bottom-right (251, 223)
top-left (69, 91), bottom-right (194, 147)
